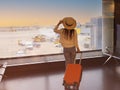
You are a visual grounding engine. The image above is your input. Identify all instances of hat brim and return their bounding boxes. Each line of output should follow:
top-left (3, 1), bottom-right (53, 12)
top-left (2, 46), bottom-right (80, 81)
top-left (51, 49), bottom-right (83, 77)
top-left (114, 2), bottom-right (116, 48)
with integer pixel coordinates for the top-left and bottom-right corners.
top-left (62, 17), bottom-right (76, 30)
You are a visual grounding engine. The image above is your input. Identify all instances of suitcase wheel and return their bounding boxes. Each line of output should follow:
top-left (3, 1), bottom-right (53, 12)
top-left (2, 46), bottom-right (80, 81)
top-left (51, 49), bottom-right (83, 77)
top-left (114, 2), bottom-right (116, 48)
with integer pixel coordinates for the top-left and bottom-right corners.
top-left (65, 85), bottom-right (79, 90)
top-left (64, 82), bottom-right (79, 90)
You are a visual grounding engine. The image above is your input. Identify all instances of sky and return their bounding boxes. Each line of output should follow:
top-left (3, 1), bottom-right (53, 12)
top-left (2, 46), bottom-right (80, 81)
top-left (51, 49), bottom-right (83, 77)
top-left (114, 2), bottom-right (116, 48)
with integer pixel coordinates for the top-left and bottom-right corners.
top-left (0, 0), bottom-right (102, 27)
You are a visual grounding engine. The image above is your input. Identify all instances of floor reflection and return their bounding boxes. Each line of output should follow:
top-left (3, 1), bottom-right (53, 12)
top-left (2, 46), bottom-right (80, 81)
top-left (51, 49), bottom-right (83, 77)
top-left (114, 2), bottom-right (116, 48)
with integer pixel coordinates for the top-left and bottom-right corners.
top-left (1, 64), bottom-right (120, 90)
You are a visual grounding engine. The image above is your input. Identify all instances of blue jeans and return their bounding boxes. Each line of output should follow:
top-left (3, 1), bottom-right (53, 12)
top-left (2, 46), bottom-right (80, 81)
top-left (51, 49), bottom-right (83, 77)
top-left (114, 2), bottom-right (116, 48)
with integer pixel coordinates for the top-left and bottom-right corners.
top-left (63, 46), bottom-right (76, 66)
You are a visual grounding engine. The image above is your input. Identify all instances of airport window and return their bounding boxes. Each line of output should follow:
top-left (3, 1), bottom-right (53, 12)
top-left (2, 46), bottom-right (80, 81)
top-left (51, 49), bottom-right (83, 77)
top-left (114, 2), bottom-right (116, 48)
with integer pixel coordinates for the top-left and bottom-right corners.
top-left (0, 0), bottom-right (102, 58)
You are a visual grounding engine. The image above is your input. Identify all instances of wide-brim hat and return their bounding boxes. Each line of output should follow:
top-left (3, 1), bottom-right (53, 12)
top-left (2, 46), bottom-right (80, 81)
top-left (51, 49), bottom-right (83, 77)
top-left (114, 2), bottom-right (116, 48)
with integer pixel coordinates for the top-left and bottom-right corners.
top-left (62, 17), bottom-right (76, 30)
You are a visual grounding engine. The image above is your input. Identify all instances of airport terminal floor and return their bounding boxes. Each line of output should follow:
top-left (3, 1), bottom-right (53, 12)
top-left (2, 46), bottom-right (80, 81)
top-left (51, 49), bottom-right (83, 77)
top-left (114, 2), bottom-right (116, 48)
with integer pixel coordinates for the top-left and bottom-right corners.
top-left (0, 57), bottom-right (120, 90)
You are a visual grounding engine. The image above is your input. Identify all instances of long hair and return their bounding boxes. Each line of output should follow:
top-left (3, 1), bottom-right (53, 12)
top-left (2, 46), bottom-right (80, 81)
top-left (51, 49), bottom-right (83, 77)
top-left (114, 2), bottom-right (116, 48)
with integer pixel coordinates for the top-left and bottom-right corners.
top-left (63, 28), bottom-right (75, 40)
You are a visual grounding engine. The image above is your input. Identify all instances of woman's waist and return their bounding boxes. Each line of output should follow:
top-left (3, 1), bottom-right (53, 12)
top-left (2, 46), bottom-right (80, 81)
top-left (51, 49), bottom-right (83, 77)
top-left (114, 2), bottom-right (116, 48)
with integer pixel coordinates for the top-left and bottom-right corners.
top-left (61, 43), bottom-right (75, 48)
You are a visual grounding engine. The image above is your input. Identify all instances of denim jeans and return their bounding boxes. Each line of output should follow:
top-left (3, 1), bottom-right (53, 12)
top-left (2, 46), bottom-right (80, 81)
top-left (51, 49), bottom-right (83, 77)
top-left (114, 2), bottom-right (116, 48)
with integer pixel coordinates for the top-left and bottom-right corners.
top-left (63, 46), bottom-right (76, 67)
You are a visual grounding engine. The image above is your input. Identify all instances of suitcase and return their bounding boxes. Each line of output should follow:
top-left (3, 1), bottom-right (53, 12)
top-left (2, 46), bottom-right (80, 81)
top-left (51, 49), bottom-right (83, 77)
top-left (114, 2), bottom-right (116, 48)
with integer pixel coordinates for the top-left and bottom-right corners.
top-left (63, 53), bottom-right (82, 90)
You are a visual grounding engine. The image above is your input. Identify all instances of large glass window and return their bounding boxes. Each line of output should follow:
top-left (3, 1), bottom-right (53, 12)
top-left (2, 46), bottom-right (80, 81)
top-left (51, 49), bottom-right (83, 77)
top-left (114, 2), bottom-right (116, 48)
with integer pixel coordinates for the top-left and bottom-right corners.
top-left (0, 0), bottom-right (102, 58)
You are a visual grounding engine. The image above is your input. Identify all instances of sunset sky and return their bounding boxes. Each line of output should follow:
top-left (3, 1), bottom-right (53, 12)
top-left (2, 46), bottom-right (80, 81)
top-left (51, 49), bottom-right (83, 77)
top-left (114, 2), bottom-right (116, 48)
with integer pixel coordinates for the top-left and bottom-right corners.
top-left (0, 0), bottom-right (102, 27)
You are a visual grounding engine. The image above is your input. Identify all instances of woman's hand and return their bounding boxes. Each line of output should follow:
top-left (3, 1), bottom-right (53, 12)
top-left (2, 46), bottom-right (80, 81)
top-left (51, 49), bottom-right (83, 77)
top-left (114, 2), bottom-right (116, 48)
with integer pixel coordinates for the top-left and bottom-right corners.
top-left (76, 47), bottom-right (81, 53)
top-left (54, 20), bottom-right (63, 32)
top-left (58, 20), bottom-right (63, 25)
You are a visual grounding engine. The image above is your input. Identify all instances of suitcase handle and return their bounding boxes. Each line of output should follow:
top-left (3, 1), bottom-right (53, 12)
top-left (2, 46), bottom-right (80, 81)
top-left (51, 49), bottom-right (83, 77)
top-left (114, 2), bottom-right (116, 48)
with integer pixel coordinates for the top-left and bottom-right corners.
top-left (79, 53), bottom-right (82, 64)
top-left (74, 53), bottom-right (82, 64)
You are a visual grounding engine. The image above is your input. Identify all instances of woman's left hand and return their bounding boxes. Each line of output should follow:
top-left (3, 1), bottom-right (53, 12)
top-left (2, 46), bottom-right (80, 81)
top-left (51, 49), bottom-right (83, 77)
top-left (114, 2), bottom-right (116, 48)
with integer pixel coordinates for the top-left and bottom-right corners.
top-left (58, 20), bottom-right (63, 25)
top-left (76, 48), bottom-right (81, 53)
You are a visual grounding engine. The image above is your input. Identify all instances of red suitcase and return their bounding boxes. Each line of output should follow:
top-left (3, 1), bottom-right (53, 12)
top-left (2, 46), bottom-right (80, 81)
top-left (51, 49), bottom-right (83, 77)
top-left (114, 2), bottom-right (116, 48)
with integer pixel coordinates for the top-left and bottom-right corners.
top-left (63, 53), bottom-right (82, 90)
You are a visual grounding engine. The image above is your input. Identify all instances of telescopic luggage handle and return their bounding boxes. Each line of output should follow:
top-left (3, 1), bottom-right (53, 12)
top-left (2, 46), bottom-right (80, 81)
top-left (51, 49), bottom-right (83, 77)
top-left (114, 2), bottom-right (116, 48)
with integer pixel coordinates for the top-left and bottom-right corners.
top-left (74, 52), bottom-right (82, 64)
top-left (79, 52), bottom-right (82, 64)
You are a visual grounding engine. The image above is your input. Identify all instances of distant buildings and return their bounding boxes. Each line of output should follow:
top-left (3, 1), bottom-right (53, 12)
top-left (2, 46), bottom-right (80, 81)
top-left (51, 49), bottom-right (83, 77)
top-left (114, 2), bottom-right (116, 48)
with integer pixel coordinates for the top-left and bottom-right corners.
top-left (0, 26), bottom-right (40, 32)
top-left (90, 17), bottom-right (102, 49)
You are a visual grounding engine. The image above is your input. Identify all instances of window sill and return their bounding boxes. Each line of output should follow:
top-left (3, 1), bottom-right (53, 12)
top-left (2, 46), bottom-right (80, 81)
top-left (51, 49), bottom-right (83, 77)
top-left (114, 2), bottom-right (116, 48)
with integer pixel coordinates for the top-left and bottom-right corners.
top-left (0, 49), bottom-right (103, 67)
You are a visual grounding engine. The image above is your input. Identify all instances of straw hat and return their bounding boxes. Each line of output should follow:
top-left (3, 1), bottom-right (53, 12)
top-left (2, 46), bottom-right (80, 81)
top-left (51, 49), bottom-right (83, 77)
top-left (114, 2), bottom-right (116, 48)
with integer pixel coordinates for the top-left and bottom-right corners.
top-left (62, 17), bottom-right (76, 30)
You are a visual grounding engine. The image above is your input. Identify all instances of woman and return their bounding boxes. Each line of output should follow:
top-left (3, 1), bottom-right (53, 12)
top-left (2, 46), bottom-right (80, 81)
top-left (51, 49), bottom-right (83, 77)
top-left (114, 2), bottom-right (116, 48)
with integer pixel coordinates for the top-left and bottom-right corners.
top-left (54, 17), bottom-right (80, 66)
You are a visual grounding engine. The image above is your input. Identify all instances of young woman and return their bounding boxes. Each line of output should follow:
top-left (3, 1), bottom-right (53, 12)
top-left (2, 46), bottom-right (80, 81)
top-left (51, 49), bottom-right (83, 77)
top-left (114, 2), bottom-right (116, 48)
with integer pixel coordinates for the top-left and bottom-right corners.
top-left (54, 17), bottom-right (80, 66)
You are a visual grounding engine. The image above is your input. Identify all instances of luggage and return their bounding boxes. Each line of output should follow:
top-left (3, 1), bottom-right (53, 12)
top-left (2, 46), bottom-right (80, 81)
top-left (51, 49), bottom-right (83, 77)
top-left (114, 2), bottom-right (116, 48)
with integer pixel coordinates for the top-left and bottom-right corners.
top-left (63, 53), bottom-right (82, 90)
